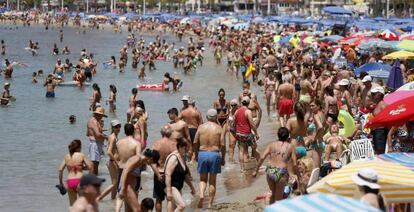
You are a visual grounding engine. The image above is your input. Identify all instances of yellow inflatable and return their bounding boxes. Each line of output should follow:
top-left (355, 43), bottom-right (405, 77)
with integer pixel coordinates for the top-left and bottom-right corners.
top-left (324, 110), bottom-right (355, 138)
top-left (245, 64), bottom-right (256, 78)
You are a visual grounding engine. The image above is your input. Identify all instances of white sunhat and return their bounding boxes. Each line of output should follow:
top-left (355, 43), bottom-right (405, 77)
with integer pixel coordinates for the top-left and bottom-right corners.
top-left (352, 168), bottom-right (380, 190)
top-left (370, 86), bottom-right (385, 95)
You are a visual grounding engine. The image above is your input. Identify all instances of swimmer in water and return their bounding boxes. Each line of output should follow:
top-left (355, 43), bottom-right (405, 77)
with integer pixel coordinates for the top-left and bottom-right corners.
top-left (44, 75), bottom-right (56, 98)
top-left (69, 115), bottom-right (76, 124)
top-left (32, 72), bottom-right (38, 83)
top-left (1, 82), bottom-right (13, 105)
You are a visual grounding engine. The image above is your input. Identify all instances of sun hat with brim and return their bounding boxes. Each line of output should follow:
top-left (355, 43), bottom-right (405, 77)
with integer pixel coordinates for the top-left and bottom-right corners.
top-left (93, 107), bottom-right (107, 117)
top-left (4, 82), bottom-right (10, 86)
top-left (181, 95), bottom-right (190, 101)
top-left (352, 168), bottom-right (381, 190)
top-left (362, 75), bottom-right (373, 83)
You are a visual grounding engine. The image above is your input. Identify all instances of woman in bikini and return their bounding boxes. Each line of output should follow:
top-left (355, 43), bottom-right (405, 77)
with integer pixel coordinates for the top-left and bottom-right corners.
top-left (253, 127), bottom-right (298, 204)
top-left (264, 73), bottom-right (277, 117)
top-left (337, 79), bottom-right (353, 117)
top-left (213, 88), bottom-right (230, 127)
top-left (131, 107), bottom-right (148, 150)
top-left (98, 120), bottom-right (121, 201)
top-left (58, 140), bottom-right (91, 206)
top-left (90, 83), bottom-right (101, 111)
top-left (299, 68), bottom-right (316, 109)
top-left (127, 88), bottom-right (138, 122)
top-left (305, 99), bottom-right (325, 168)
top-left (108, 84), bottom-right (117, 113)
top-left (286, 102), bottom-right (308, 159)
top-left (224, 99), bottom-right (239, 163)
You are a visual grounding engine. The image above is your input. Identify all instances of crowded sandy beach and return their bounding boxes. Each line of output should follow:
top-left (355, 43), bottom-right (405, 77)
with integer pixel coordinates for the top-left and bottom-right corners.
top-left (1, 5), bottom-right (414, 212)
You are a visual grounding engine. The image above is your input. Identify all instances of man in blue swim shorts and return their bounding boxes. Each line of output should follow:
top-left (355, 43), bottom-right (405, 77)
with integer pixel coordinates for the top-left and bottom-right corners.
top-left (194, 109), bottom-right (225, 209)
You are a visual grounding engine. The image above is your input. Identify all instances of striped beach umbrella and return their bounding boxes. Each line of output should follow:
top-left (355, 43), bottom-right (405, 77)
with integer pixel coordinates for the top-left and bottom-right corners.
top-left (265, 193), bottom-right (381, 212)
top-left (307, 160), bottom-right (414, 203)
top-left (378, 153), bottom-right (414, 170)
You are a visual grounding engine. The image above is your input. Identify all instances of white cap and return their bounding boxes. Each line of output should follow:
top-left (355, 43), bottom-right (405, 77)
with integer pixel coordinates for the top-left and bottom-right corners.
top-left (338, 79), bottom-right (350, 86)
top-left (230, 99), bottom-right (238, 106)
top-left (182, 95), bottom-right (190, 101)
top-left (241, 96), bottom-right (250, 104)
top-left (207, 109), bottom-right (217, 117)
top-left (111, 119), bottom-right (121, 127)
top-left (370, 86), bottom-right (385, 94)
top-left (361, 75), bottom-right (372, 83)
top-left (352, 168), bottom-right (380, 189)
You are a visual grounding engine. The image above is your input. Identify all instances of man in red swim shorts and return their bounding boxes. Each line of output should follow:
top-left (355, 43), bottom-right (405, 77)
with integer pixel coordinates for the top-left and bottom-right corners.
top-left (277, 74), bottom-right (295, 127)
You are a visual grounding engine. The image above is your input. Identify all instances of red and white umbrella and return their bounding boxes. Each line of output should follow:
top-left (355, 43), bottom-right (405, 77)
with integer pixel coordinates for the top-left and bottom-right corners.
top-left (381, 30), bottom-right (399, 41)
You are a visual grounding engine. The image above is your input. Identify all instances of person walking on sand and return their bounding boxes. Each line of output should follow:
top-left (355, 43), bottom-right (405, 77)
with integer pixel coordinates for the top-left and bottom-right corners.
top-left (253, 127), bottom-right (298, 204)
top-left (58, 140), bottom-right (92, 206)
top-left (70, 174), bottom-right (105, 212)
top-left (164, 139), bottom-right (196, 212)
top-left (233, 96), bottom-right (259, 171)
top-left (97, 120), bottom-right (121, 201)
top-left (87, 107), bottom-right (107, 175)
top-left (152, 125), bottom-right (177, 212)
top-left (194, 109), bottom-right (225, 209)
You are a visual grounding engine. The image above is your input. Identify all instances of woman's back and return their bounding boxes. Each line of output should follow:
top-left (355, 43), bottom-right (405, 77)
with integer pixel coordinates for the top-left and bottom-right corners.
top-left (65, 152), bottom-right (85, 178)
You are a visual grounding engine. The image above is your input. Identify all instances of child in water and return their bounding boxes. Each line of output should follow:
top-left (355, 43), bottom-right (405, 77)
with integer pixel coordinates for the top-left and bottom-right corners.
top-left (32, 72), bottom-right (38, 83)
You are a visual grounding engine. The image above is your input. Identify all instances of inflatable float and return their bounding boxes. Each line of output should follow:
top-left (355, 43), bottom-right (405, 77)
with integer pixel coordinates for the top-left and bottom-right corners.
top-left (24, 47), bottom-right (37, 54)
top-left (245, 64), bottom-right (256, 78)
top-left (137, 83), bottom-right (167, 91)
top-left (58, 81), bottom-right (91, 87)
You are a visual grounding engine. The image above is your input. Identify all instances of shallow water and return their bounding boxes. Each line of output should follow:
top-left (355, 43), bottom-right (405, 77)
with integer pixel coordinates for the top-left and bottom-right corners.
top-left (0, 24), bottom-right (275, 211)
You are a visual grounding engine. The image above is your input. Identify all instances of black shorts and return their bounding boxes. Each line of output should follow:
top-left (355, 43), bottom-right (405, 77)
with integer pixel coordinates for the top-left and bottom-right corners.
top-left (189, 128), bottom-right (197, 143)
top-left (153, 174), bottom-right (166, 201)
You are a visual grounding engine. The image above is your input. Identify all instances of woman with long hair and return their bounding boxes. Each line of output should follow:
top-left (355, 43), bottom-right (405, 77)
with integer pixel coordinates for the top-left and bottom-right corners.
top-left (108, 84), bottom-right (117, 113)
top-left (58, 140), bottom-right (91, 206)
top-left (305, 99), bottom-right (325, 167)
top-left (90, 83), bottom-right (101, 111)
top-left (286, 102), bottom-right (308, 160)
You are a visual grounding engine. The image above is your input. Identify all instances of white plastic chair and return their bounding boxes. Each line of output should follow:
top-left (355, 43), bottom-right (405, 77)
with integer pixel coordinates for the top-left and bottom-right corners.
top-left (349, 139), bottom-right (375, 162)
top-left (307, 168), bottom-right (320, 187)
top-left (340, 149), bottom-right (351, 166)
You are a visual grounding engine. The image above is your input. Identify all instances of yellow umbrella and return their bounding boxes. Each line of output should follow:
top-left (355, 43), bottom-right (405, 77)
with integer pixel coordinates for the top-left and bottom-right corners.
top-left (382, 50), bottom-right (414, 60)
top-left (397, 40), bottom-right (414, 52)
top-left (308, 160), bottom-right (414, 204)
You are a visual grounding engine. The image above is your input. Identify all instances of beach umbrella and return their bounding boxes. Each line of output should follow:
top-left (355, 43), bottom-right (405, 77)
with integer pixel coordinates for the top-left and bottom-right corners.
top-left (378, 153), bottom-right (414, 170)
top-left (386, 60), bottom-right (404, 90)
top-left (397, 40), bottom-right (414, 52)
top-left (320, 35), bottom-right (344, 42)
top-left (382, 50), bottom-right (414, 60)
top-left (303, 36), bottom-right (314, 44)
top-left (308, 160), bottom-right (414, 203)
top-left (381, 29), bottom-right (399, 41)
top-left (354, 62), bottom-right (392, 77)
top-left (365, 96), bottom-right (414, 129)
top-left (384, 90), bottom-right (414, 105)
top-left (358, 39), bottom-right (397, 51)
top-left (265, 193), bottom-right (381, 212)
top-left (397, 81), bottom-right (414, 91)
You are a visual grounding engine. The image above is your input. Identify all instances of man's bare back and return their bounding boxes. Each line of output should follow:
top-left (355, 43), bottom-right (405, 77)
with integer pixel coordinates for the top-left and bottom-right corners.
top-left (117, 136), bottom-right (141, 169)
top-left (278, 82), bottom-right (294, 99)
top-left (195, 122), bottom-right (223, 152)
top-left (181, 106), bottom-right (202, 128)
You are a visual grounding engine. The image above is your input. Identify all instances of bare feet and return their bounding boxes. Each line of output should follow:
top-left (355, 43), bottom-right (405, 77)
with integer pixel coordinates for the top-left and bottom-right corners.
top-left (198, 197), bottom-right (204, 208)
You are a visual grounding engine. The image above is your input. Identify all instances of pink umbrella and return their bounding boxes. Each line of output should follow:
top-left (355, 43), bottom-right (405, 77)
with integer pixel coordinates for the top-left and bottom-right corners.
top-left (384, 90), bottom-right (414, 105)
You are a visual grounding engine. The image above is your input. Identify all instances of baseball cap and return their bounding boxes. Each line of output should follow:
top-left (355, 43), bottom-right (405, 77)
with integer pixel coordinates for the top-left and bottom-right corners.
top-left (230, 99), bottom-right (238, 106)
top-left (207, 109), bottom-right (217, 117)
top-left (361, 75), bottom-right (372, 83)
top-left (242, 96), bottom-right (250, 104)
top-left (110, 119), bottom-right (121, 127)
top-left (4, 82), bottom-right (10, 86)
top-left (370, 86), bottom-right (385, 94)
top-left (181, 95), bottom-right (190, 101)
top-left (337, 79), bottom-right (350, 86)
top-left (80, 174), bottom-right (105, 187)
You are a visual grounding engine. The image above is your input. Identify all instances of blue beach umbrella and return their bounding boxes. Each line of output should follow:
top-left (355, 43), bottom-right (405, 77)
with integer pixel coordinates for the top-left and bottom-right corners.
top-left (378, 153), bottom-right (414, 171)
top-left (265, 193), bottom-right (381, 212)
top-left (354, 62), bottom-right (392, 77)
top-left (387, 59), bottom-right (404, 90)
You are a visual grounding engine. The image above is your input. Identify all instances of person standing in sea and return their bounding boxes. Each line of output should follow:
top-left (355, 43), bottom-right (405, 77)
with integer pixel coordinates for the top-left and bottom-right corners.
top-left (86, 107), bottom-right (107, 175)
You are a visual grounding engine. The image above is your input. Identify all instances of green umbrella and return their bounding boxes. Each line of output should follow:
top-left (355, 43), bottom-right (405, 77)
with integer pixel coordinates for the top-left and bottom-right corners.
top-left (397, 40), bottom-right (414, 52)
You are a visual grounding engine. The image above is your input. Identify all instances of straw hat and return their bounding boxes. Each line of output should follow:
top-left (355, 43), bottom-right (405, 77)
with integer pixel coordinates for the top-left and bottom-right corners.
top-left (93, 107), bottom-right (107, 117)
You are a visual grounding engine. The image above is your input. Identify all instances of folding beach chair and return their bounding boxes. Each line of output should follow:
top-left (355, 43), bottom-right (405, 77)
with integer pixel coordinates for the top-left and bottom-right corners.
top-left (349, 139), bottom-right (375, 162)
